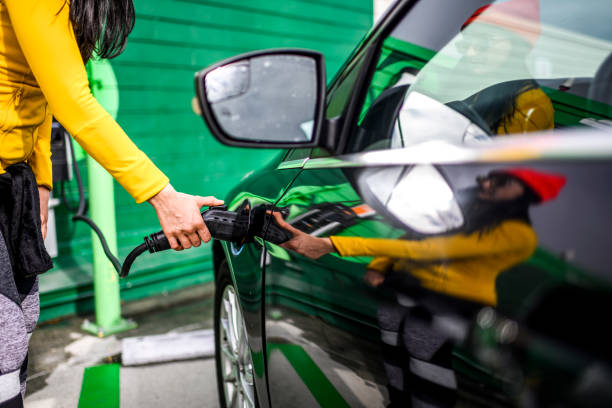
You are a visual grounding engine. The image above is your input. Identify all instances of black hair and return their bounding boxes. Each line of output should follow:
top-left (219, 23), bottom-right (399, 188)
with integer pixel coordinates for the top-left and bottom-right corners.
top-left (66, 0), bottom-right (135, 62)
top-left (395, 184), bottom-right (537, 242)
top-left (456, 185), bottom-right (538, 236)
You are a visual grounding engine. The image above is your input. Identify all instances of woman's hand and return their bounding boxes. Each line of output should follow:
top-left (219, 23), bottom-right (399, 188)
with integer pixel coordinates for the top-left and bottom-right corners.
top-left (271, 212), bottom-right (335, 259)
top-left (38, 186), bottom-right (50, 240)
top-left (148, 184), bottom-right (224, 251)
top-left (363, 269), bottom-right (386, 288)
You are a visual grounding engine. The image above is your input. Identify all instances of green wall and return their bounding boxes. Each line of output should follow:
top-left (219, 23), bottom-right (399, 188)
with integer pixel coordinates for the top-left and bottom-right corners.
top-left (41, 0), bottom-right (373, 322)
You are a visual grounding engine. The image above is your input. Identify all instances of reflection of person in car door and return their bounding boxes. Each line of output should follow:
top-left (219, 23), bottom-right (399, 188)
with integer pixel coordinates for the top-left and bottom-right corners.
top-left (275, 168), bottom-right (566, 307)
top-left (275, 168), bottom-right (565, 407)
top-left (447, 0), bottom-right (555, 135)
top-left (363, 169), bottom-right (565, 301)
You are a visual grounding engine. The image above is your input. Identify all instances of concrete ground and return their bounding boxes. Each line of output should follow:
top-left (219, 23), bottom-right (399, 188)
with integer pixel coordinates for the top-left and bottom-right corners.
top-left (24, 283), bottom-right (220, 408)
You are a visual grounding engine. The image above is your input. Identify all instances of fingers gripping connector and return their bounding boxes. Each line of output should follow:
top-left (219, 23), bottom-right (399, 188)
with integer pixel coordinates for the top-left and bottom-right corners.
top-left (120, 200), bottom-right (291, 278)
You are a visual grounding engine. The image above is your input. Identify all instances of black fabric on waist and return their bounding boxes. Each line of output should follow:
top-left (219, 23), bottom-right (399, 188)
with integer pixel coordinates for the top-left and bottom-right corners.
top-left (0, 163), bottom-right (52, 282)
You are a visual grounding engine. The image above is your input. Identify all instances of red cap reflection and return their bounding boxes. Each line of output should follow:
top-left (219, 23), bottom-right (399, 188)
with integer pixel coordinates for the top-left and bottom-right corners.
top-left (494, 168), bottom-right (567, 202)
top-left (461, 0), bottom-right (542, 46)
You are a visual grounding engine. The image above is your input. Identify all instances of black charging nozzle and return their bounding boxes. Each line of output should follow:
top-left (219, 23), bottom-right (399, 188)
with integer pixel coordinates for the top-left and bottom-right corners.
top-left (119, 200), bottom-right (291, 278)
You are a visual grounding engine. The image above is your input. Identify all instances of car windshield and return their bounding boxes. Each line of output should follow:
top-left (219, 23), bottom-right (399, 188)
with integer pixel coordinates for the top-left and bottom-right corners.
top-left (352, 0), bottom-right (612, 152)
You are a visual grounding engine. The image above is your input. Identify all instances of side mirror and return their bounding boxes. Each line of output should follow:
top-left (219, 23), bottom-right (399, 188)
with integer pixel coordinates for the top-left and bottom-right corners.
top-left (194, 49), bottom-right (326, 148)
top-left (359, 165), bottom-right (464, 234)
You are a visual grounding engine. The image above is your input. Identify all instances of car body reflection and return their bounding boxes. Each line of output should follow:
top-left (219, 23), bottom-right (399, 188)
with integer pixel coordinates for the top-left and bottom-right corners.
top-left (201, 0), bottom-right (612, 406)
top-left (261, 162), bottom-right (612, 407)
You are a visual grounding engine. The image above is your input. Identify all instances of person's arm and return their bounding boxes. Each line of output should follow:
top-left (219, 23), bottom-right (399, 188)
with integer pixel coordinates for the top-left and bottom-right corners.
top-left (330, 221), bottom-right (537, 260)
top-left (27, 111), bottom-right (53, 239)
top-left (363, 256), bottom-right (394, 287)
top-left (28, 110), bottom-right (53, 191)
top-left (367, 256), bottom-right (395, 272)
top-left (5, 0), bottom-right (223, 250)
top-left (274, 210), bottom-right (536, 261)
top-left (5, 0), bottom-right (167, 203)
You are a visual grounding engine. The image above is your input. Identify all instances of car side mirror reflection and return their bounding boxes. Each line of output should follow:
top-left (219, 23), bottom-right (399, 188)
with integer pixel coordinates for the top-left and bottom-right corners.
top-left (195, 50), bottom-right (326, 148)
top-left (360, 165), bottom-right (464, 234)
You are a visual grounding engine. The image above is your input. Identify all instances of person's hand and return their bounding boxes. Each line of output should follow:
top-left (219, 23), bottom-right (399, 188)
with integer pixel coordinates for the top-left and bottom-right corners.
top-left (271, 212), bottom-right (335, 259)
top-left (363, 269), bottom-right (386, 288)
top-left (38, 186), bottom-right (50, 240)
top-left (148, 184), bottom-right (224, 251)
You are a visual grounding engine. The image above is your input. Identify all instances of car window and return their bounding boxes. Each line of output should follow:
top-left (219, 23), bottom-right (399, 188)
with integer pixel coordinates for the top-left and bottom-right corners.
top-left (325, 47), bottom-right (370, 120)
top-left (347, 0), bottom-right (612, 153)
top-left (283, 148), bottom-right (311, 162)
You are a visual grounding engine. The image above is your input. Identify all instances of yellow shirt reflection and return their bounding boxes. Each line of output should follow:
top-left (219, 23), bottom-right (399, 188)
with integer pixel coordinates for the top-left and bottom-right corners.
top-left (497, 88), bottom-right (554, 134)
top-left (330, 220), bottom-right (537, 306)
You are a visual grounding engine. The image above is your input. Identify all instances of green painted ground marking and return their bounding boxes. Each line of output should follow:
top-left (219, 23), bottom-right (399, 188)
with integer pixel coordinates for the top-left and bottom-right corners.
top-left (78, 364), bottom-right (120, 408)
top-left (269, 343), bottom-right (350, 408)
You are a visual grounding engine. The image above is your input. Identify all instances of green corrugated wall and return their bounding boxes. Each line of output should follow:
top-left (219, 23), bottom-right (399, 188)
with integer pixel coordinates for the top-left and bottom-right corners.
top-left (41, 0), bottom-right (373, 322)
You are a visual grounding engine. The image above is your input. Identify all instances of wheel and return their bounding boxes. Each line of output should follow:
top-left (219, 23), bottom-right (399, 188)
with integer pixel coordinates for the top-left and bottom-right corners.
top-left (214, 260), bottom-right (257, 408)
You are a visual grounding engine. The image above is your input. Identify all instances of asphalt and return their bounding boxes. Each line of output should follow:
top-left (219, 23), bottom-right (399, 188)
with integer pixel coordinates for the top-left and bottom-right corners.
top-left (24, 283), bottom-right (220, 408)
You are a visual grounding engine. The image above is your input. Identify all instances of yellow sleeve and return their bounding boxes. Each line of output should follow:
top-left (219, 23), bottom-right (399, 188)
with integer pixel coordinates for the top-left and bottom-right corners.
top-left (4, 0), bottom-right (169, 203)
top-left (498, 88), bottom-right (555, 134)
top-left (330, 221), bottom-right (537, 260)
top-left (366, 256), bottom-right (394, 273)
top-left (27, 110), bottom-right (53, 190)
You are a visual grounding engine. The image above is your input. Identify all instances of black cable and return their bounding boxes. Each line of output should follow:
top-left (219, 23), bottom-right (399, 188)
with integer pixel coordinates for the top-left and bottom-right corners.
top-left (58, 124), bottom-right (179, 278)
top-left (63, 128), bottom-right (173, 277)
top-left (72, 214), bottom-right (123, 274)
top-left (65, 133), bottom-right (87, 215)
top-left (59, 124), bottom-right (251, 279)
top-left (120, 243), bottom-right (148, 278)
top-left (63, 128), bottom-right (123, 276)
top-left (59, 181), bottom-right (79, 213)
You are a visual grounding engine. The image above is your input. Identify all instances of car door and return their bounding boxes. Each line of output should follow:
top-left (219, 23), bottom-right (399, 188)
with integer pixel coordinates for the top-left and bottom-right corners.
top-left (262, 2), bottom-right (496, 406)
top-left (218, 148), bottom-right (308, 408)
top-left (261, 34), bottom-right (393, 407)
top-left (262, 0), bottom-right (612, 406)
top-left (264, 163), bottom-right (392, 408)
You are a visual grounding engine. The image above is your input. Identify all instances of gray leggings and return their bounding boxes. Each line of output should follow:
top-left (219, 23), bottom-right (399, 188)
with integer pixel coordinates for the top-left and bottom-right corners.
top-left (0, 232), bottom-right (39, 406)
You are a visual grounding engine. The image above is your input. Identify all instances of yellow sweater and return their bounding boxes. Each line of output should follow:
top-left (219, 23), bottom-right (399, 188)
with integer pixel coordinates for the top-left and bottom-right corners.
top-left (0, 0), bottom-right (168, 203)
top-left (497, 88), bottom-right (554, 134)
top-left (330, 220), bottom-right (538, 306)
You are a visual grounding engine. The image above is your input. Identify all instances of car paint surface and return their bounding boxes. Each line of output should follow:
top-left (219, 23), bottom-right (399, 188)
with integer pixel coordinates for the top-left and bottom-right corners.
top-left (212, 0), bottom-right (612, 406)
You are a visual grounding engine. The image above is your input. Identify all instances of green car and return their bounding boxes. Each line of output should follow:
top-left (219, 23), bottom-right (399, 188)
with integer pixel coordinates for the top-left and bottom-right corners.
top-left (194, 0), bottom-right (612, 406)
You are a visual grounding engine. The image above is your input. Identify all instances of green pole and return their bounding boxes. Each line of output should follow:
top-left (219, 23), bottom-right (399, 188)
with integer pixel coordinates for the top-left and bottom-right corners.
top-left (81, 58), bottom-right (136, 337)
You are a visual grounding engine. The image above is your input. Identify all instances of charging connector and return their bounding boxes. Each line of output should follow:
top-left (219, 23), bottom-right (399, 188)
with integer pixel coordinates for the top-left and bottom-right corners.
top-left (119, 200), bottom-right (292, 278)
